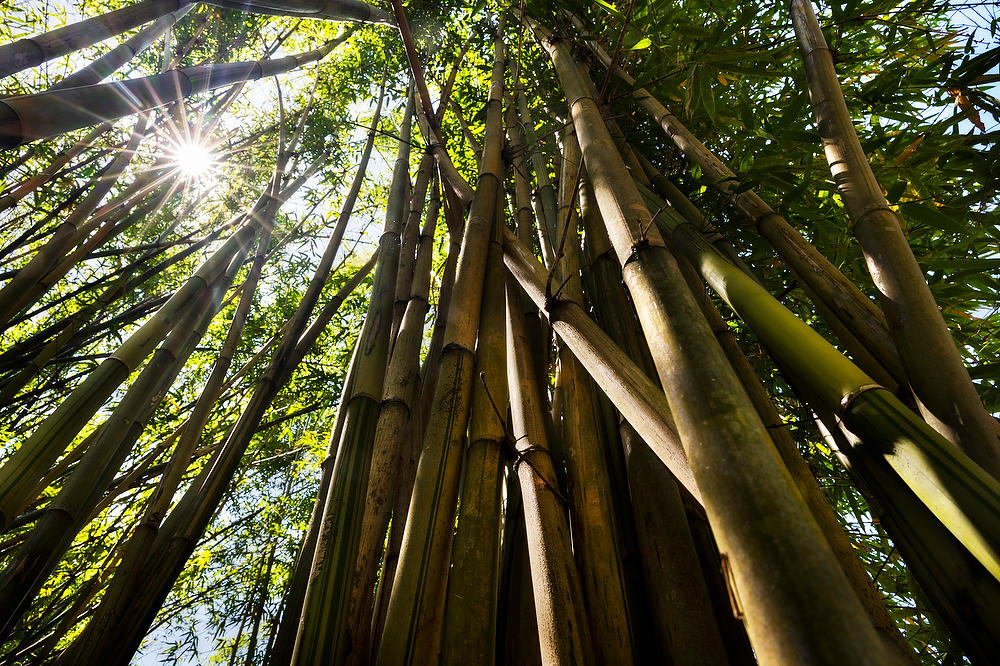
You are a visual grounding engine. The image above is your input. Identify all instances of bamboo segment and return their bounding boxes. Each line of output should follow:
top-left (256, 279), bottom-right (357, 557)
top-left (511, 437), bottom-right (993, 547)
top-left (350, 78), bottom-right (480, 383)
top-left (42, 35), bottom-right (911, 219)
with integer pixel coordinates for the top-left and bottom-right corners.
top-left (505, 273), bottom-right (594, 666)
top-left (290, 98), bottom-right (410, 666)
top-left (376, 30), bottom-right (505, 666)
top-left (0, 0), bottom-right (187, 79)
top-left (437, 186), bottom-right (506, 666)
top-left (533, 19), bottom-right (895, 664)
top-left (51, 4), bottom-right (194, 90)
top-left (790, 0), bottom-right (1000, 477)
top-left (0, 39), bottom-right (342, 147)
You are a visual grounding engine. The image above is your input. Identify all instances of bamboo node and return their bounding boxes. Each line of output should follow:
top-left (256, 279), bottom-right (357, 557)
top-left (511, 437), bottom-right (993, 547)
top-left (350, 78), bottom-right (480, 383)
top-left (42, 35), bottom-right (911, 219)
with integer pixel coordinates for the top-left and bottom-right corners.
top-left (839, 383), bottom-right (885, 415)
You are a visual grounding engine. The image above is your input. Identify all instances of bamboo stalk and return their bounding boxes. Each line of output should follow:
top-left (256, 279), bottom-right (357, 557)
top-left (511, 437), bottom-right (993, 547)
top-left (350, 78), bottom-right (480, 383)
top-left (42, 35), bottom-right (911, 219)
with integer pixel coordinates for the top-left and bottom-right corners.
top-left (375, 28), bottom-right (505, 665)
top-left (790, 0), bottom-right (1000, 476)
top-left (0, 0), bottom-right (188, 80)
top-left (202, 0), bottom-right (393, 23)
top-left (0, 39), bottom-right (343, 147)
top-left (51, 4), bottom-right (194, 90)
top-left (438, 184), bottom-right (506, 666)
top-left (531, 19), bottom-right (900, 663)
top-left (290, 97), bottom-right (410, 666)
top-left (504, 270), bottom-right (594, 666)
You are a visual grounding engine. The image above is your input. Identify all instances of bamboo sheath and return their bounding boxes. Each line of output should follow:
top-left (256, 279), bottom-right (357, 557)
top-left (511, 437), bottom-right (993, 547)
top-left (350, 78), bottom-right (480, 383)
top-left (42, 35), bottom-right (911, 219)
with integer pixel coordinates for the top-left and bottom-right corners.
top-left (376, 30), bottom-right (505, 666)
top-left (533, 19), bottom-right (897, 664)
top-left (0, 0), bottom-right (188, 80)
top-left (575, 24), bottom-right (906, 391)
top-left (790, 0), bottom-right (1000, 477)
top-left (51, 4), bottom-right (194, 90)
top-left (0, 39), bottom-right (341, 148)
top-left (290, 98), bottom-right (410, 666)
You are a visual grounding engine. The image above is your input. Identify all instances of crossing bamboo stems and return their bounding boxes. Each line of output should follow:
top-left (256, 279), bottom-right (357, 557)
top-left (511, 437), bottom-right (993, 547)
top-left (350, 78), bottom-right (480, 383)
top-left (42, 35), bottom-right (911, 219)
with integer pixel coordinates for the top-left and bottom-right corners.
top-left (0, 39), bottom-right (342, 147)
top-left (532, 18), bottom-right (897, 663)
top-left (790, 0), bottom-right (1000, 476)
top-left (0, 0), bottom-right (188, 79)
top-left (51, 4), bottom-right (194, 90)
top-left (375, 28), bottom-right (505, 665)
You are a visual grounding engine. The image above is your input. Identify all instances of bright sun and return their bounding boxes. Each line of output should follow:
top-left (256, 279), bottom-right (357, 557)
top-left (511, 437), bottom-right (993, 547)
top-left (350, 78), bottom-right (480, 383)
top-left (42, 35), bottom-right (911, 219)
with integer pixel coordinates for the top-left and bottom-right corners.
top-left (173, 142), bottom-right (214, 178)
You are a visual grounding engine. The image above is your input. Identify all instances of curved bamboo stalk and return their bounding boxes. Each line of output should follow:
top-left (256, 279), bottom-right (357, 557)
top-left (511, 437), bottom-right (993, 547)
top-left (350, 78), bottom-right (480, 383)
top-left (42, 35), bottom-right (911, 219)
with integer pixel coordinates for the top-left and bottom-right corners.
top-left (0, 0), bottom-right (188, 80)
top-left (0, 39), bottom-right (343, 148)
top-left (202, 0), bottom-right (393, 23)
top-left (790, 0), bottom-right (1000, 476)
top-left (375, 28), bottom-right (505, 666)
top-left (532, 18), bottom-right (898, 663)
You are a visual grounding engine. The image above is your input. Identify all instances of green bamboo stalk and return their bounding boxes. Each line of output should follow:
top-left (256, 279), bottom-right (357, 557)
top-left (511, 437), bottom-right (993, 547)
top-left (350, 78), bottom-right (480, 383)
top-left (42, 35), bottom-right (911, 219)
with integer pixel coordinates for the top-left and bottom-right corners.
top-left (0, 255), bottom-right (236, 639)
top-left (516, 91), bottom-right (558, 266)
top-left (289, 97), bottom-right (410, 666)
top-left (0, 0), bottom-right (188, 79)
top-left (438, 184), bottom-right (506, 666)
top-left (810, 404), bottom-right (1000, 663)
top-left (790, 0), bottom-right (1000, 476)
top-left (51, 4), bottom-right (194, 90)
top-left (0, 39), bottom-right (343, 148)
top-left (496, 477), bottom-right (543, 666)
top-left (375, 29), bottom-right (505, 666)
top-left (532, 20), bottom-right (899, 662)
top-left (504, 270), bottom-right (594, 666)
top-left (576, 19), bottom-right (905, 392)
top-left (391, 147), bottom-right (432, 343)
top-left (651, 186), bottom-right (1000, 580)
top-left (261, 77), bottom-right (388, 666)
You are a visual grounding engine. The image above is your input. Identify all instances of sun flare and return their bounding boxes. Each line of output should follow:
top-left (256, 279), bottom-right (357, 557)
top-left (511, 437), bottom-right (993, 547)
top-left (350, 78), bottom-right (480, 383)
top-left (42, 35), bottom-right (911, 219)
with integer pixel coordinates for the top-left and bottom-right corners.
top-left (172, 141), bottom-right (215, 179)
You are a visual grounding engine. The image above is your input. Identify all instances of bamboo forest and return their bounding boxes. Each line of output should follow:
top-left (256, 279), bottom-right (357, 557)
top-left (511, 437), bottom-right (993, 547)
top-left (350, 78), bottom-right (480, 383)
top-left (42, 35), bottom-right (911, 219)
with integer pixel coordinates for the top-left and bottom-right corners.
top-left (0, 0), bottom-right (998, 663)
